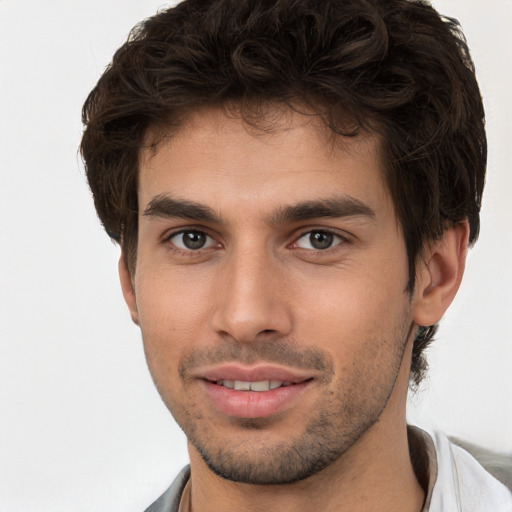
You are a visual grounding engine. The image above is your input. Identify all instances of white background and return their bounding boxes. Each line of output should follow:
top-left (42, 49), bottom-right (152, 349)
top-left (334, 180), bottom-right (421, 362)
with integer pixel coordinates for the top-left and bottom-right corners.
top-left (0, 1), bottom-right (511, 511)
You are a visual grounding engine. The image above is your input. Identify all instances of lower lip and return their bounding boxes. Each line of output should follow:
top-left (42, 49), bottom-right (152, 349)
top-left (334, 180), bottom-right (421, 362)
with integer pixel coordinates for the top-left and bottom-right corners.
top-left (202, 380), bottom-right (312, 419)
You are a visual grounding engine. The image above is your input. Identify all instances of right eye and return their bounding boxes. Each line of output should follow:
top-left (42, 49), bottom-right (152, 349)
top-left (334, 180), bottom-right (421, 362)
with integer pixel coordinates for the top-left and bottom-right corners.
top-left (167, 230), bottom-right (218, 251)
top-left (293, 230), bottom-right (345, 251)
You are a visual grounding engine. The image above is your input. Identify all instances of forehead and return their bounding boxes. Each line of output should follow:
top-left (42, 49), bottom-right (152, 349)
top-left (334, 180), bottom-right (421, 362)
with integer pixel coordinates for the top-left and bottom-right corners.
top-left (138, 107), bottom-right (390, 214)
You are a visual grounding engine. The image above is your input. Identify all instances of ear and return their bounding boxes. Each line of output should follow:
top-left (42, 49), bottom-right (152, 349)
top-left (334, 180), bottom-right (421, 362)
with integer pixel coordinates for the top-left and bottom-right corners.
top-left (413, 222), bottom-right (469, 327)
top-left (118, 253), bottom-right (140, 326)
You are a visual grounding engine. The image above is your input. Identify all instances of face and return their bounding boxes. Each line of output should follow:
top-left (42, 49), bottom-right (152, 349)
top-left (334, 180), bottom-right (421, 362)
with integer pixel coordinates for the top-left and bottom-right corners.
top-left (128, 107), bottom-right (418, 485)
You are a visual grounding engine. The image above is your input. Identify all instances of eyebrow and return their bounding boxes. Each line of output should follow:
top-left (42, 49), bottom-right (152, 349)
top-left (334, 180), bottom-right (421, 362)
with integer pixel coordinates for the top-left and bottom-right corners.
top-left (143, 195), bottom-right (222, 223)
top-left (142, 194), bottom-right (376, 225)
top-left (268, 196), bottom-right (376, 225)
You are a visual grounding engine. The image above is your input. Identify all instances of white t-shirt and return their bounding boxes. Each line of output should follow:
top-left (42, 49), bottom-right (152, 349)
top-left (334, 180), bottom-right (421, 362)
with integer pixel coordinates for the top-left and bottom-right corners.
top-left (420, 429), bottom-right (512, 511)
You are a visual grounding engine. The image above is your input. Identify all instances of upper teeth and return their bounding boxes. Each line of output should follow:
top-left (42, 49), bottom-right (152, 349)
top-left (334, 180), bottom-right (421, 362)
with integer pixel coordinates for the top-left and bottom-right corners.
top-left (217, 380), bottom-right (291, 391)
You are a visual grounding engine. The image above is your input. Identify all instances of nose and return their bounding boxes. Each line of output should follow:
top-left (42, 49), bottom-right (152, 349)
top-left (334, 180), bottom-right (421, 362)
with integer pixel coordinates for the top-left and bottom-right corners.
top-left (210, 246), bottom-right (293, 343)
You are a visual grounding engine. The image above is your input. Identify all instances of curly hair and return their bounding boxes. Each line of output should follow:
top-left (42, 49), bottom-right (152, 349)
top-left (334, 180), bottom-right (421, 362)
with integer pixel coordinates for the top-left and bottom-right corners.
top-left (81, 0), bottom-right (486, 385)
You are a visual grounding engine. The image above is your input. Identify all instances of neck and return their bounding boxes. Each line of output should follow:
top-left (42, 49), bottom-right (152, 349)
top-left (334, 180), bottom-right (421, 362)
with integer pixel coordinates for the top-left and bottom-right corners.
top-left (189, 429), bottom-right (424, 512)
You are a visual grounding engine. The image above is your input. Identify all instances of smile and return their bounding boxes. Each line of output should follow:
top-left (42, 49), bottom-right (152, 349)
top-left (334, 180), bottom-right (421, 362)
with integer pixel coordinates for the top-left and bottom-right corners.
top-left (202, 376), bottom-right (313, 418)
top-left (214, 380), bottom-right (296, 391)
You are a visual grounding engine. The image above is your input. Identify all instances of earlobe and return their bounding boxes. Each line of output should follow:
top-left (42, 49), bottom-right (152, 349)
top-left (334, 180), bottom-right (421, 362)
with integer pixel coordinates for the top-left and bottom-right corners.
top-left (118, 253), bottom-right (140, 326)
top-left (413, 222), bottom-right (469, 328)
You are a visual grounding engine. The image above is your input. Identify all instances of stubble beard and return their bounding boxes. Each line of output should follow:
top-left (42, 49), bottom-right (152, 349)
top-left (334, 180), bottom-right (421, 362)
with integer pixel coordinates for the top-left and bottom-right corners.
top-left (190, 397), bottom-right (383, 485)
top-left (156, 314), bottom-right (413, 486)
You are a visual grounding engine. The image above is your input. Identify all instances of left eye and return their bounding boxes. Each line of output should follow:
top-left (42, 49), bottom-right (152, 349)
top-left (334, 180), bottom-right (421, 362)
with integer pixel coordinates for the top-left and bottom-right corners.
top-left (294, 230), bottom-right (343, 250)
top-left (169, 230), bottom-right (217, 250)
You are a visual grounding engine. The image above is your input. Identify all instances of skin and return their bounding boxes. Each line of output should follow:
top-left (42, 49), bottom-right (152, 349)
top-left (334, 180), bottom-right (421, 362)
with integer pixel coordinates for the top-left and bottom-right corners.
top-left (120, 106), bottom-right (468, 512)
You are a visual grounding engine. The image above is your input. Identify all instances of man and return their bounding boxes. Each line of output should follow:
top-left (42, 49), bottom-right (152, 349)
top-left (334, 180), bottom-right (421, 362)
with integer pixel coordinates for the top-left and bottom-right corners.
top-left (80, 0), bottom-right (512, 510)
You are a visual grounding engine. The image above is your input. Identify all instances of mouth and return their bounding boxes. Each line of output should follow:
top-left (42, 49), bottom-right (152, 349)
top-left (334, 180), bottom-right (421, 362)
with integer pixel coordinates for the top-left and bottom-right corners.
top-left (197, 365), bottom-right (315, 418)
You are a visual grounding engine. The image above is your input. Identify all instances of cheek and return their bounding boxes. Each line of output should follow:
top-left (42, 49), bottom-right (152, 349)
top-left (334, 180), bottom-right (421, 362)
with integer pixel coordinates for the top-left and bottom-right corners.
top-left (296, 268), bottom-right (407, 330)
top-left (134, 267), bottom-right (216, 372)
top-left (136, 260), bottom-right (214, 323)
top-left (293, 270), bottom-right (411, 370)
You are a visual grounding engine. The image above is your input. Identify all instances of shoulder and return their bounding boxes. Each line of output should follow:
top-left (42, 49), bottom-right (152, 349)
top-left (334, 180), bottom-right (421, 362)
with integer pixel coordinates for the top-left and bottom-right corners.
top-left (144, 465), bottom-right (191, 512)
top-left (428, 430), bottom-right (512, 511)
top-left (450, 436), bottom-right (512, 492)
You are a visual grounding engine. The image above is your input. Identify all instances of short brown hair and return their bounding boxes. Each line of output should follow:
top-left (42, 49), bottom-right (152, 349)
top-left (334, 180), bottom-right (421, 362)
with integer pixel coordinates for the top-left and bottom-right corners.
top-left (81, 0), bottom-right (486, 385)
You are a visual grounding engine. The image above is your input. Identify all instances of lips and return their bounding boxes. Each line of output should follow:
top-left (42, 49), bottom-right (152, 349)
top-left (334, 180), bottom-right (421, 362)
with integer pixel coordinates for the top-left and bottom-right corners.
top-left (197, 364), bottom-right (314, 418)
top-left (200, 364), bottom-right (312, 383)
